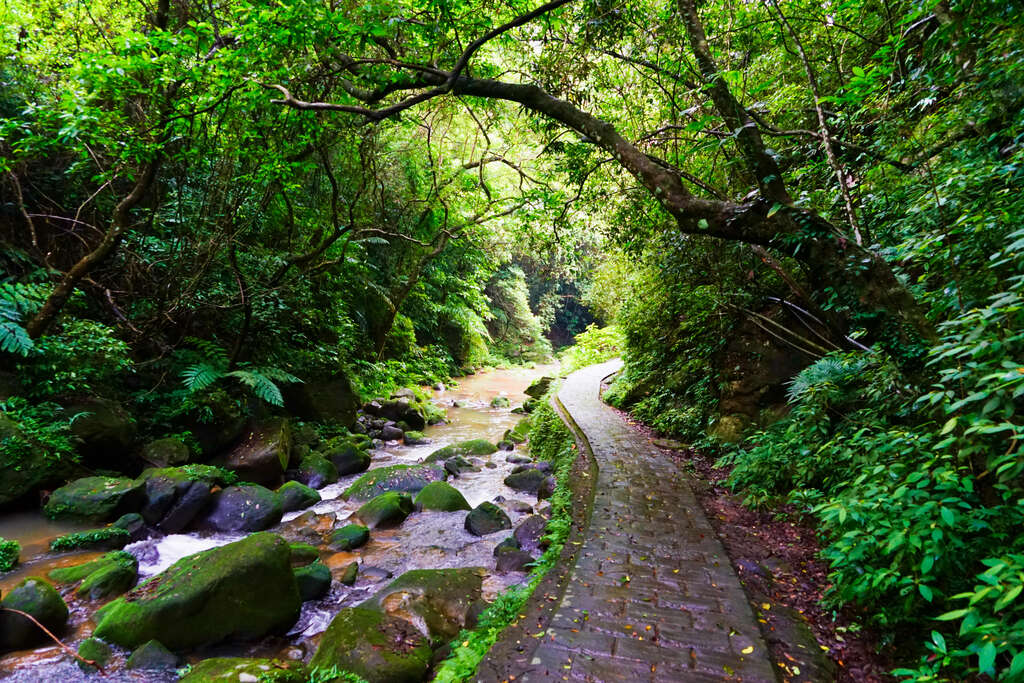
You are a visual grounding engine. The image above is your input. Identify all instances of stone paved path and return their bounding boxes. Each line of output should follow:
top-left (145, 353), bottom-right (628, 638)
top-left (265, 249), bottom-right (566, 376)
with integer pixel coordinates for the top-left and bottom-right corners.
top-left (506, 359), bottom-right (777, 682)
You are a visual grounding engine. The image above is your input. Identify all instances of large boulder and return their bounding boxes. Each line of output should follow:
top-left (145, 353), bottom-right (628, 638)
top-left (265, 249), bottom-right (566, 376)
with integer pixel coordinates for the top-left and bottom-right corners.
top-left (514, 515), bottom-right (549, 552)
top-left (178, 392), bottom-right (246, 456)
top-left (137, 467), bottom-right (220, 533)
top-left (352, 492), bottom-right (414, 529)
top-left (126, 639), bottom-right (182, 670)
top-left (504, 469), bottom-right (556, 499)
top-left (93, 532), bottom-right (301, 650)
top-left (328, 524), bottom-right (370, 551)
top-left (365, 568), bottom-right (485, 640)
top-left (44, 476), bottom-right (143, 522)
top-left (194, 484), bottom-right (282, 532)
top-left (0, 577), bottom-right (68, 651)
top-left (414, 481), bottom-right (471, 512)
top-left (294, 560), bottom-right (332, 601)
top-left (465, 502), bottom-right (512, 536)
top-left (424, 439), bottom-right (497, 462)
top-left (310, 607), bottom-right (432, 683)
top-left (323, 442), bottom-right (371, 476)
top-left (524, 376), bottom-right (554, 399)
top-left (181, 658), bottom-right (307, 683)
top-left (293, 453), bottom-right (339, 489)
top-left (282, 374), bottom-right (359, 426)
top-left (49, 550), bottom-right (138, 601)
top-left (140, 438), bottom-right (191, 467)
top-left (214, 418), bottom-right (292, 487)
top-left (63, 398), bottom-right (137, 467)
top-left (343, 464), bottom-right (446, 502)
top-left (277, 481), bottom-right (321, 513)
top-left (364, 398), bottom-right (426, 431)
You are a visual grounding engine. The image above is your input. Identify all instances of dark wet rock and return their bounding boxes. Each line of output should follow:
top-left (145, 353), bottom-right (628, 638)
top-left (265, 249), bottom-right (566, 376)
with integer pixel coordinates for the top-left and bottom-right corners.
top-left (494, 536), bottom-right (520, 555)
top-left (504, 469), bottom-right (555, 499)
top-left (94, 532), bottom-right (300, 649)
top-left (156, 480), bottom-right (212, 534)
top-left (381, 424), bottom-right (405, 441)
top-left (524, 376), bottom-right (554, 399)
top-left (293, 452), bottom-right (339, 489)
top-left (137, 467), bottom-right (215, 531)
top-left (324, 442), bottom-right (371, 476)
top-left (404, 430), bottom-right (429, 445)
top-left (352, 492), bottom-right (414, 529)
top-left (277, 480), bottom-right (321, 513)
top-left (465, 502), bottom-right (512, 536)
top-left (196, 484), bottom-right (282, 533)
top-left (0, 577), bottom-right (68, 651)
top-left (44, 476), bottom-right (143, 522)
top-left (77, 637), bottom-right (111, 672)
top-left (514, 515), bottom-right (548, 552)
top-left (343, 464), bottom-right (445, 502)
top-left (64, 398), bottom-right (137, 467)
top-left (365, 567), bottom-right (486, 640)
top-left (364, 398), bottom-right (426, 431)
top-left (282, 374), bottom-right (360, 426)
top-left (414, 481), bottom-right (471, 512)
top-left (289, 543), bottom-right (319, 567)
top-left (214, 417), bottom-right (292, 487)
top-left (180, 393), bottom-right (247, 457)
top-left (49, 526), bottom-right (131, 552)
top-left (490, 396), bottom-right (511, 408)
top-left (424, 439), bottom-right (497, 461)
top-left (141, 438), bottom-right (191, 467)
top-left (339, 561), bottom-right (359, 586)
top-left (444, 455), bottom-right (480, 476)
top-left (510, 500), bottom-right (533, 514)
top-left (351, 420), bottom-right (367, 435)
top-left (495, 547), bottom-right (534, 573)
top-left (506, 454), bottom-right (532, 464)
top-left (181, 657), bottom-right (307, 683)
top-left (496, 440), bottom-right (514, 451)
top-left (310, 607), bottom-right (432, 683)
top-left (295, 560), bottom-right (332, 601)
top-left (112, 512), bottom-right (148, 540)
top-left (328, 524), bottom-right (369, 551)
top-left (126, 639), bottom-right (181, 670)
top-left (292, 422), bottom-right (321, 449)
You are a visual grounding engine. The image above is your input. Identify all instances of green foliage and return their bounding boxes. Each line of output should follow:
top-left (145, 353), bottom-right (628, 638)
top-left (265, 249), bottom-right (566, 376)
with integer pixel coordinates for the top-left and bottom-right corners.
top-left (0, 282), bottom-right (45, 356)
top-left (50, 527), bottom-right (130, 552)
top-left (350, 345), bottom-right (454, 400)
top-left (179, 340), bottom-right (301, 407)
top-left (0, 396), bottom-right (78, 467)
top-left (0, 538), bottom-right (20, 571)
top-left (18, 319), bottom-right (132, 397)
top-left (485, 267), bottom-right (553, 363)
top-left (303, 666), bottom-right (369, 683)
top-left (558, 324), bottom-right (623, 374)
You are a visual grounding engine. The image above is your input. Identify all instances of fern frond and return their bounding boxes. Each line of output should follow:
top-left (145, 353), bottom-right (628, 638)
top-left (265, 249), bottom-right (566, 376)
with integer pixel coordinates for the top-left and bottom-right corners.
top-left (184, 337), bottom-right (229, 368)
top-left (0, 321), bottom-right (34, 356)
top-left (227, 370), bottom-right (284, 406)
top-left (181, 363), bottom-right (223, 393)
top-left (257, 366), bottom-right (303, 385)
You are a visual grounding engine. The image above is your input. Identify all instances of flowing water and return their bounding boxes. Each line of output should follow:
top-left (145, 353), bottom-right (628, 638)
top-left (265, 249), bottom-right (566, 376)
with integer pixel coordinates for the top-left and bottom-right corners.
top-left (0, 364), bottom-right (555, 681)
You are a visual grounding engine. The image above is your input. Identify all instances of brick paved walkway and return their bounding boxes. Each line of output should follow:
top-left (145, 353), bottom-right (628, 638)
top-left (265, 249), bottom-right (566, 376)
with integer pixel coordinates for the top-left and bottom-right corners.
top-left (500, 359), bottom-right (777, 682)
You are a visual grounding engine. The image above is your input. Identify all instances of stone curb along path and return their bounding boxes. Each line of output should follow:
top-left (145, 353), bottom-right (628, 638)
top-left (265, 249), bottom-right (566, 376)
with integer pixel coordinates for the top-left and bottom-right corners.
top-left (480, 359), bottom-right (778, 682)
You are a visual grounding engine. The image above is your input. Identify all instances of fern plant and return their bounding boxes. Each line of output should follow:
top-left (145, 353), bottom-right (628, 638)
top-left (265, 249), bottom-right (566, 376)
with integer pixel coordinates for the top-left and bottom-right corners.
top-left (179, 339), bottom-right (301, 407)
top-left (0, 282), bottom-right (45, 356)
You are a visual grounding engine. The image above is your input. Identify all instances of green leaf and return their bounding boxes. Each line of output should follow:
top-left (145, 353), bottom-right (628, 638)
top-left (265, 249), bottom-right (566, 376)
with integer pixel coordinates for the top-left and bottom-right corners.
top-left (940, 416), bottom-right (958, 434)
top-left (919, 584), bottom-right (933, 602)
top-left (934, 608), bottom-right (970, 621)
top-left (994, 584), bottom-right (1022, 611)
top-left (978, 641), bottom-right (997, 675)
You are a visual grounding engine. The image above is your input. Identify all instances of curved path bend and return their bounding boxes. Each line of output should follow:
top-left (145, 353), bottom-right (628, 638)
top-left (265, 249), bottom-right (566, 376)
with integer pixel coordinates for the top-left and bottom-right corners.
top-left (490, 359), bottom-right (777, 682)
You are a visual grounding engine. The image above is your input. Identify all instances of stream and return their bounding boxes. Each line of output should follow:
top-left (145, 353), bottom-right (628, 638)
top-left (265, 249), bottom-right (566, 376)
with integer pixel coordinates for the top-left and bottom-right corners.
top-left (0, 364), bottom-right (555, 681)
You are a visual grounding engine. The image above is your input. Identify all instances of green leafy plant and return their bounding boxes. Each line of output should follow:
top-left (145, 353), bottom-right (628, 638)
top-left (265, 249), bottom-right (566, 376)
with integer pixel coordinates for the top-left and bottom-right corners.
top-left (180, 339), bottom-right (302, 407)
top-left (0, 538), bottom-right (20, 571)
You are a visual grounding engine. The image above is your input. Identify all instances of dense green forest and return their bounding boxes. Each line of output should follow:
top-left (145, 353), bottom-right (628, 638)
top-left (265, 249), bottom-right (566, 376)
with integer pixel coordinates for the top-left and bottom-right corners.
top-left (1, 0), bottom-right (1023, 679)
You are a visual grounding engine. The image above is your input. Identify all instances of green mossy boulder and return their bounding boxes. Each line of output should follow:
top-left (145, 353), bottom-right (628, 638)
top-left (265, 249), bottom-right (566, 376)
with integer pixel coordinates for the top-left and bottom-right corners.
top-left (328, 524), bottom-right (370, 551)
top-left (0, 577), bottom-right (68, 651)
top-left (342, 464), bottom-right (446, 502)
top-left (403, 430), bottom-right (428, 445)
top-left (93, 532), bottom-right (301, 650)
top-left (141, 438), bottom-right (191, 467)
top-left (195, 484), bottom-right (282, 532)
top-left (340, 561), bottom-right (359, 586)
top-left (77, 637), bottom-right (112, 672)
top-left (277, 480), bottom-right (321, 512)
top-left (181, 657), bottom-right (308, 683)
top-left (50, 550), bottom-right (139, 601)
top-left (489, 396), bottom-right (511, 408)
top-left (423, 439), bottom-right (497, 462)
top-left (281, 373), bottom-right (360, 426)
top-left (310, 607), bottom-right (432, 683)
top-left (464, 502), bottom-right (512, 536)
top-left (352, 492), bottom-right (415, 530)
top-left (524, 376), bottom-right (554, 399)
top-left (323, 442), bottom-right (372, 476)
top-left (44, 476), bottom-right (144, 522)
top-left (49, 526), bottom-right (131, 552)
top-left (413, 481), bottom-right (471, 512)
top-left (295, 560), bottom-right (332, 601)
top-left (289, 543), bottom-right (320, 567)
top-left (504, 469), bottom-right (555, 499)
top-left (0, 537), bottom-right (19, 571)
top-left (135, 466), bottom-right (220, 533)
top-left (215, 417), bottom-right (292, 487)
top-left (364, 567), bottom-right (485, 640)
top-left (126, 639), bottom-right (181, 670)
top-left (295, 452), bottom-right (339, 489)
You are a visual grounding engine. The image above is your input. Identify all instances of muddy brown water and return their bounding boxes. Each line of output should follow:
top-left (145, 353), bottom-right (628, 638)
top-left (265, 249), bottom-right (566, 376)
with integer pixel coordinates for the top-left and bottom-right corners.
top-left (0, 364), bottom-right (556, 681)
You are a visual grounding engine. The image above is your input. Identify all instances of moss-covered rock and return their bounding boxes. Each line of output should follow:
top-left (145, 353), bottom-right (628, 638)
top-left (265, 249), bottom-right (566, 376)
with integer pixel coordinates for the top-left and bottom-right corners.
top-left (289, 543), bottom-right (320, 567)
top-left (44, 476), bottom-right (144, 522)
top-left (181, 657), bottom-right (308, 683)
top-left (364, 398), bottom-right (427, 431)
top-left (295, 560), bottom-right (331, 601)
top-left (352, 492), bottom-right (414, 530)
top-left (505, 417), bottom-right (531, 444)
top-left (524, 376), bottom-right (554, 399)
top-left (0, 537), bottom-right (19, 571)
top-left (489, 396), bottom-right (511, 408)
top-left (126, 639), bottom-right (181, 670)
top-left (77, 637), bottom-right (111, 672)
top-left (136, 466), bottom-right (219, 533)
top-left (464, 502), bottom-right (512, 536)
top-left (0, 577), bottom-right (68, 651)
top-left (423, 439), bottom-right (497, 462)
top-left (342, 464), bottom-right (446, 502)
top-left (403, 430), bottom-right (428, 445)
top-left (281, 373), bottom-right (360, 426)
top-left (328, 524), bottom-right (370, 551)
top-left (323, 442), bottom-right (371, 476)
top-left (364, 567), bottom-right (485, 640)
top-left (49, 526), bottom-right (131, 552)
top-left (49, 550), bottom-right (138, 600)
top-left (294, 452), bottom-right (339, 489)
top-left (215, 417), bottom-right (292, 487)
top-left (93, 532), bottom-right (300, 649)
top-left (504, 468), bottom-right (555, 498)
top-left (310, 607), bottom-right (432, 683)
top-left (413, 482), bottom-right (471, 512)
top-left (195, 484), bottom-right (282, 532)
top-left (339, 561), bottom-right (359, 586)
top-left (141, 438), bottom-right (191, 467)
top-left (277, 480), bottom-right (321, 513)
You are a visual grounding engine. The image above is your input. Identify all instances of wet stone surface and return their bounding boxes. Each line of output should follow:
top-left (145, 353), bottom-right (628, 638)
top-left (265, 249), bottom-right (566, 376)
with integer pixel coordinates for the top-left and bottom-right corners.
top-left (493, 360), bottom-right (776, 683)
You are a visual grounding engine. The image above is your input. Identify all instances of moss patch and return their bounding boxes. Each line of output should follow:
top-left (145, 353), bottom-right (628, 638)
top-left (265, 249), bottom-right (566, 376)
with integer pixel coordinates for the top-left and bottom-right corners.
top-left (424, 440), bottom-right (497, 462)
top-left (310, 607), bottom-right (432, 683)
top-left (50, 526), bottom-right (130, 552)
